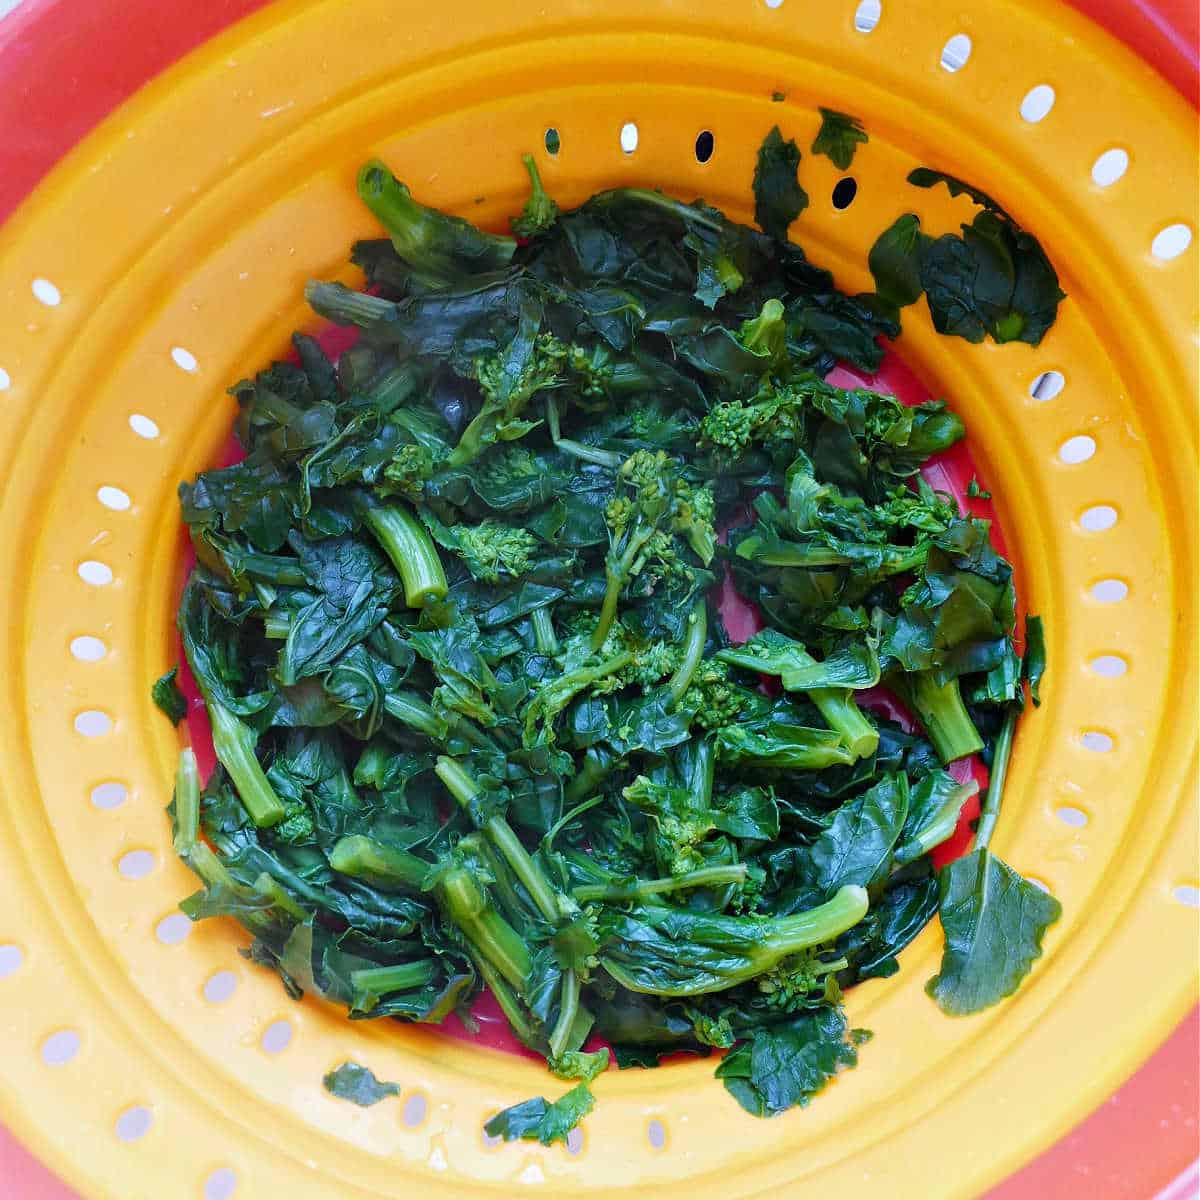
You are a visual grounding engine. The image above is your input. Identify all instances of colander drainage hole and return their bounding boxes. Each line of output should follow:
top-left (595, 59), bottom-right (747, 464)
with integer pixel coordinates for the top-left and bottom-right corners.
top-left (70, 635), bottom-right (107, 662)
top-left (41, 1029), bottom-right (81, 1067)
top-left (0, 367), bottom-right (10, 391)
top-left (204, 970), bottom-right (238, 1003)
top-left (1056, 806), bottom-right (1088, 828)
top-left (1089, 654), bottom-right (1127, 678)
top-left (78, 559), bottom-right (114, 585)
top-left (115, 1106), bottom-right (153, 1143)
top-left (260, 1019), bottom-right (293, 1054)
top-left (939, 34), bottom-right (971, 73)
top-left (1172, 886), bottom-right (1200, 909)
top-left (1058, 435), bottom-right (1095, 465)
top-left (156, 913), bottom-right (192, 945)
top-left (129, 413), bottom-right (160, 439)
top-left (171, 346), bottom-right (199, 373)
top-left (91, 781), bottom-right (128, 809)
top-left (31, 277), bottom-right (61, 307)
top-left (647, 1118), bottom-right (667, 1149)
top-left (853, 0), bottom-right (881, 34)
top-left (1019, 84), bottom-right (1055, 123)
top-left (565, 1127), bottom-right (584, 1155)
top-left (1150, 223), bottom-right (1192, 261)
top-left (0, 944), bottom-right (24, 979)
top-left (1029, 370), bottom-right (1064, 401)
top-left (97, 484), bottom-right (132, 511)
top-left (832, 177), bottom-right (857, 210)
top-left (620, 123), bottom-right (639, 154)
top-left (1079, 731), bottom-right (1114, 753)
top-left (403, 1093), bottom-right (428, 1127)
top-left (1091, 148), bottom-right (1128, 188)
top-left (204, 1167), bottom-right (238, 1200)
top-left (544, 127), bottom-right (560, 156)
top-left (694, 130), bottom-right (714, 164)
top-left (75, 710), bottom-right (112, 737)
top-left (1079, 504), bottom-right (1117, 532)
top-left (1090, 579), bottom-right (1127, 603)
top-left (118, 850), bottom-right (155, 881)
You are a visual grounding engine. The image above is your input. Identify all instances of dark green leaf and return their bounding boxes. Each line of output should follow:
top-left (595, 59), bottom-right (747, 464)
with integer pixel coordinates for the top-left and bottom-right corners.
top-left (152, 666), bottom-right (188, 725)
top-left (811, 108), bottom-right (868, 171)
top-left (753, 126), bottom-right (808, 241)
top-left (484, 1081), bottom-right (595, 1146)
top-left (322, 1061), bottom-right (401, 1107)
top-left (926, 848), bottom-right (1061, 1015)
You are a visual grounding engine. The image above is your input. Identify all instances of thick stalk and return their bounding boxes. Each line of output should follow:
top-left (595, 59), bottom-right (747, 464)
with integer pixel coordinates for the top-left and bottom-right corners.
top-left (437, 867), bottom-right (531, 991)
top-left (808, 688), bottom-right (879, 760)
top-left (436, 758), bottom-right (562, 926)
top-left (530, 605), bottom-right (560, 656)
top-left (173, 749), bottom-right (201, 855)
top-left (904, 673), bottom-right (984, 764)
top-left (328, 835), bottom-right (431, 892)
top-left (548, 970), bottom-right (580, 1060)
top-left (207, 699), bottom-right (285, 828)
top-left (349, 960), bottom-right (437, 997)
top-left (359, 499), bottom-right (448, 608)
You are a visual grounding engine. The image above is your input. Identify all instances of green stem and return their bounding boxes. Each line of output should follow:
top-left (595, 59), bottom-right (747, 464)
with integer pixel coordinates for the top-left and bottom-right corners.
top-left (573, 863), bottom-right (747, 904)
top-left (304, 280), bottom-right (397, 330)
top-left (548, 970), bottom-right (580, 1060)
top-left (530, 605), bottom-right (560, 656)
top-left (436, 757), bottom-right (562, 925)
top-left (664, 601), bottom-right (707, 708)
top-left (591, 535), bottom-right (650, 652)
top-left (601, 885), bottom-right (869, 998)
top-left (261, 613), bottom-right (291, 640)
top-left (546, 396), bottom-right (623, 469)
top-left (471, 954), bottom-right (538, 1047)
top-left (207, 699), bottom-right (285, 828)
top-left (459, 833), bottom-right (528, 929)
top-left (349, 960), bottom-right (437, 997)
top-left (383, 690), bottom-right (448, 741)
top-left (543, 795), bottom-right (607, 852)
top-left (359, 499), bottom-right (448, 608)
top-left (975, 708), bottom-right (1017, 850)
top-left (173, 749), bottom-right (200, 856)
top-left (564, 748), bottom-right (616, 805)
top-left (437, 867), bottom-right (531, 990)
top-left (904, 673), bottom-right (984, 764)
top-left (252, 872), bottom-right (309, 922)
top-left (329, 834), bottom-right (431, 892)
top-left (808, 688), bottom-right (879, 760)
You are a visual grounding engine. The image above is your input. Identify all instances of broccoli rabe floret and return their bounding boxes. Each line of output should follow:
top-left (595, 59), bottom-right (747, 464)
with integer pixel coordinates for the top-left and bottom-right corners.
top-left (451, 519), bottom-right (537, 583)
top-left (593, 450), bottom-right (716, 649)
top-left (699, 380), bottom-right (809, 459)
top-left (681, 659), bottom-right (747, 730)
top-left (382, 442), bottom-right (436, 501)
top-left (451, 334), bottom-right (568, 467)
top-left (755, 952), bottom-right (847, 1012)
top-left (511, 154), bottom-right (560, 239)
top-left (273, 798), bottom-right (315, 845)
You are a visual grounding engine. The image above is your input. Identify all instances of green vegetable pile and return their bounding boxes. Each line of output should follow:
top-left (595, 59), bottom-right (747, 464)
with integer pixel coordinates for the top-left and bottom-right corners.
top-left (161, 122), bottom-right (1060, 1143)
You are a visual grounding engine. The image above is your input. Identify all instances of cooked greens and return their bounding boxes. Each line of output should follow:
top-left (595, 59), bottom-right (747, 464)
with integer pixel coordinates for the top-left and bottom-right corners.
top-left (869, 168), bottom-right (1065, 346)
top-left (164, 124), bottom-right (1059, 1145)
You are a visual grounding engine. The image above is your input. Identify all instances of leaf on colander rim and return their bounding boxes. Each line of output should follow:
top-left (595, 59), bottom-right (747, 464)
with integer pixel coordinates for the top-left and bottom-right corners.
top-left (322, 1060), bottom-right (401, 1107)
top-left (151, 665), bottom-right (188, 725)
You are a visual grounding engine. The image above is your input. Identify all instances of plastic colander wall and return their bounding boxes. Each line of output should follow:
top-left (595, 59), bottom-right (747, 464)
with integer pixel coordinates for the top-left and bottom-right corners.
top-left (0, 1), bottom-right (1195, 1198)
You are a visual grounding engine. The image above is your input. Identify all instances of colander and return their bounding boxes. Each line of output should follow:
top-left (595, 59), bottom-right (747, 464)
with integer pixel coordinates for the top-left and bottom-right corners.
top-left (0, 1), bottom-right (1196, 1198)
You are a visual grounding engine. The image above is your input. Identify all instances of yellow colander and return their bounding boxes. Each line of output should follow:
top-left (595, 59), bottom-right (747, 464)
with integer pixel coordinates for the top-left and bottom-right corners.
top-left (0, 1), bottom-right (1195, 1198)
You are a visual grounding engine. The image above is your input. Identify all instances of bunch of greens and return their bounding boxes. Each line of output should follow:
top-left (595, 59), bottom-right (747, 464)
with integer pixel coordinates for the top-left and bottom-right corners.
top-left (160, 122), bottom-right (1058, 1144)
